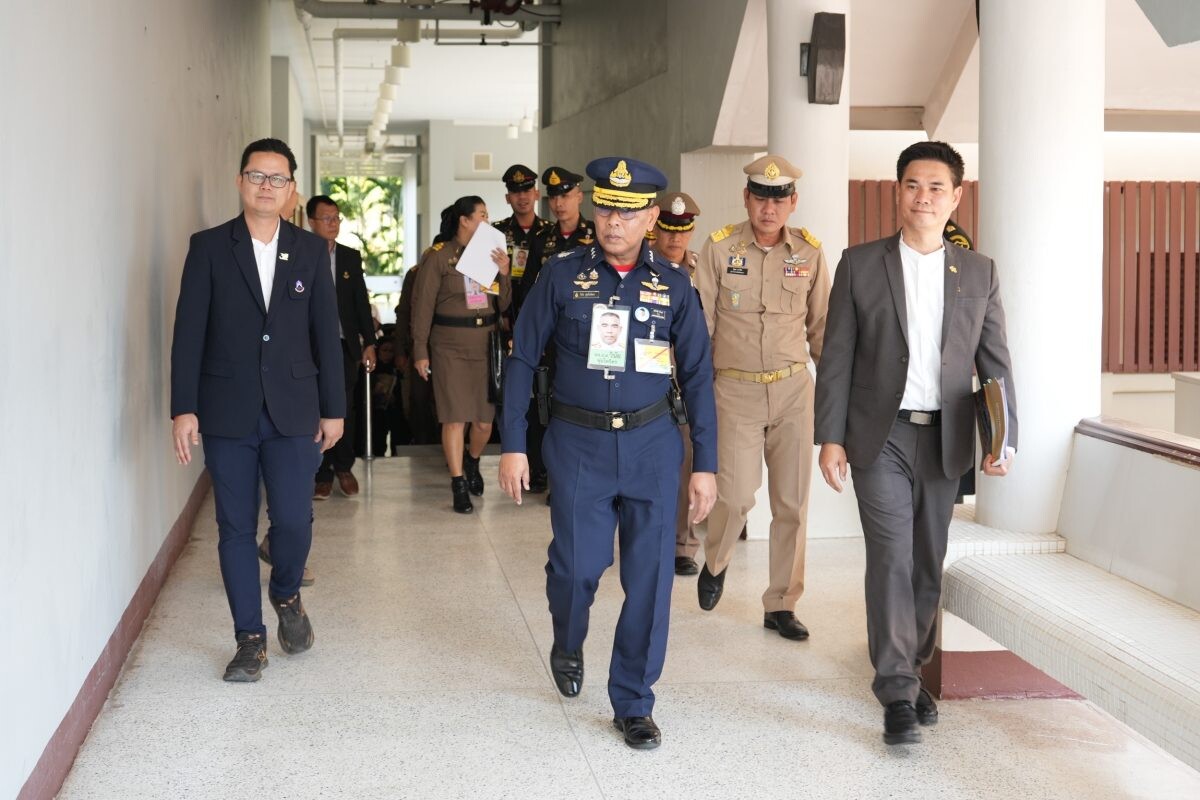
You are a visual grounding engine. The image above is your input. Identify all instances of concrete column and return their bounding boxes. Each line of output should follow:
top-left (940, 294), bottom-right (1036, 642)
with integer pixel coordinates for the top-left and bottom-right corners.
top-left (765, 0), bottom-right (850, 260)
top-left (975, 0), bottom-right (1104, 531)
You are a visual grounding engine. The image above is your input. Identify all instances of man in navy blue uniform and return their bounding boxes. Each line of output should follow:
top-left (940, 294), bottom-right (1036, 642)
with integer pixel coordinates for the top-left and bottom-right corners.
top-left (170, 138), bottom-right (345, 682)
top-left (498, 156), bottom-right (718, 749)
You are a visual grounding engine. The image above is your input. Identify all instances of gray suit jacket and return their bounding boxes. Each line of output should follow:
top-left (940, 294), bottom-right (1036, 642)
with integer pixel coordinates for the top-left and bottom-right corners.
top-left (814, 233), bottom-right (1017, 479)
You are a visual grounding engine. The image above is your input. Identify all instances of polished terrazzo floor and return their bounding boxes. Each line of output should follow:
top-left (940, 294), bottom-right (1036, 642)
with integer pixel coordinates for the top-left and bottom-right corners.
top-left (59, 453), bottom-right (1200, 799)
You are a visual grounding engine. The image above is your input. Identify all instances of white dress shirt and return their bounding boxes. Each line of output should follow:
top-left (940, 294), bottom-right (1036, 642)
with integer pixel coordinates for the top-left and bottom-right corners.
top-left (328, 244), bottom-right (344, 338)
top-left (898, 235), bottom-right (945, 411)
top-left (250, 221), bottom-right (281, 311)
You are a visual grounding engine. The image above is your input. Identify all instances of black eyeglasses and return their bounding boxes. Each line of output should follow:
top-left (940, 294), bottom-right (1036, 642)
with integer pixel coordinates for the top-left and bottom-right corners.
top-left (242, 170), bottom-right (293, 189)
top-left (594, 207), bottom-right (642, 221)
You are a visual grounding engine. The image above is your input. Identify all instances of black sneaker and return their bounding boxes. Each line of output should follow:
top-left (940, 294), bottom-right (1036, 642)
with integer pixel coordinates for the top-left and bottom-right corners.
top-left (463, 453), bottom-right (484, 496)
top-left (223, 633), bottom-right (268, 682)
top-left (270, 593), bottom-right (314, 654)
top-left (452, 476), bottom-right (474, 513)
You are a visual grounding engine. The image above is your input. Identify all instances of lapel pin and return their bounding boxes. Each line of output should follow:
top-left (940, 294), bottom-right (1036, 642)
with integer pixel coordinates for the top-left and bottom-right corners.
top-left (948, 265), bottom-right (958, 273)
top-left (294, 279), bottom-right (305, 293)
top-left (343, 271), bottom-right (350, 279)
top-left (279, 252), bottom-right (289, 261)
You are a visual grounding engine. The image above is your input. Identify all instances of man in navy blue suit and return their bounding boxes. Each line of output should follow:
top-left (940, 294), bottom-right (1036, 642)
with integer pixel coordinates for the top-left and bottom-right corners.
top-left (170, 138), bottom-right (345, 682)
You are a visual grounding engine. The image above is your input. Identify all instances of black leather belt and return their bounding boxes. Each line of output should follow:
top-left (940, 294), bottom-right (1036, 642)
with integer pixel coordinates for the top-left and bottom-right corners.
top-left (551, 397), bottom-right (671, 432)
top-left (898, 409), bottom-right (941, 426)
top-left (433, 313), bottom-right (496, 328)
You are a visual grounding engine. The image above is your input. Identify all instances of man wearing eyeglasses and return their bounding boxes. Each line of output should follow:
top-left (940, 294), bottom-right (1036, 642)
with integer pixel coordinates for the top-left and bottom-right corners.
top-left (170, 138), bottom-right (344, 682)
top-left (305, 195), bottom-right (376, 501)
top-left (499, 157), bottom-right (717, 750)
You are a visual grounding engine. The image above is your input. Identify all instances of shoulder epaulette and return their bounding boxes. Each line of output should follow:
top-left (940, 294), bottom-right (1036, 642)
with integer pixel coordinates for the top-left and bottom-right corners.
top-left (710, 224), bottom-right (736, 243)
top-left (800, 228), bottom-right (820, 248)
top-left (430, 241), bottom-right (445, 252)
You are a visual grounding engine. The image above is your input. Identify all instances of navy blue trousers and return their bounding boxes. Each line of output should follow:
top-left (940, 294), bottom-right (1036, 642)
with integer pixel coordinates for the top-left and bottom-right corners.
top-left (543, 414), bottom-right (683, 718)
top-left (202, 405), bottom-right (321, 639)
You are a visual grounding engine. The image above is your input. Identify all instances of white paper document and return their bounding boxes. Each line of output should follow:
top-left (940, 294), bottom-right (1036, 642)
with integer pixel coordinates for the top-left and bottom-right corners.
top-left (454, 221), bottom-right (506, 289)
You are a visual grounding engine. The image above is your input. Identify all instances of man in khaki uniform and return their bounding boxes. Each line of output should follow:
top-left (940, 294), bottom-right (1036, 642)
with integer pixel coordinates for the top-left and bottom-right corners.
top-left (649, 191), bottom-right (704, 576)
top-left (693, 155), bottom-right (830, 641)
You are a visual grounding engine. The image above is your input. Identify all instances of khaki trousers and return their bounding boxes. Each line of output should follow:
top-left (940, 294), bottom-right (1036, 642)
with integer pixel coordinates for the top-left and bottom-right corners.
top-left (675, 425), bottom-right (700, 558)
top-left (702, 369), bottom-right (814, 612)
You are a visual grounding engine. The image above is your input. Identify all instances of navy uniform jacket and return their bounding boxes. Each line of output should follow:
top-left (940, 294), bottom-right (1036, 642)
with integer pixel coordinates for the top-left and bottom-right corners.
top-left (500, 242), bottom-right (718, 473)
top-left (170, 215), bottom-right (346, 439)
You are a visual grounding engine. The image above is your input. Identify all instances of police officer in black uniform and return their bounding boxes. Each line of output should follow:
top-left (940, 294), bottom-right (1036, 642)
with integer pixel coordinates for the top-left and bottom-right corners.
top-left (493, 164), bottom-right (555, 492)
top-left (531, 166), bottom-right (595, 281)
top-left (498, 156), bottom-right (718, 750)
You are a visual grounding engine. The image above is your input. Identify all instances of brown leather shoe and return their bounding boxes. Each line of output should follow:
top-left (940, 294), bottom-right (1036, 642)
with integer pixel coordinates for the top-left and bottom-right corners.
top-left (301, 567), bottom-right (315, 587)
top-left (313, 481), bottom-right (333, 501)
top-left (335, 471), bottom-right (359, 497)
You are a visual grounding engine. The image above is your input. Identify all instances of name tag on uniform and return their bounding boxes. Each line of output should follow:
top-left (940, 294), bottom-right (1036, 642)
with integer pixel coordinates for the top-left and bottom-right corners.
top-left (573, 290), bottom-right (600, 300)
top-left (511, 247), bottom-right (529, 279)
top-left (639, 290), bottom-right (670, 307)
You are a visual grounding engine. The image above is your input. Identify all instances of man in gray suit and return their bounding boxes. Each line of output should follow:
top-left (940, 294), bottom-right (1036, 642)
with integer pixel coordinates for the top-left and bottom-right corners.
top-left (814, 141), bottom-right (1017, 745)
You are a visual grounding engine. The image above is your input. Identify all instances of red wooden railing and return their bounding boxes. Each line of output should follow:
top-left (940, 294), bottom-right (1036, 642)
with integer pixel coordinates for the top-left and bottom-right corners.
top-left (846, 179), bottom-right (1200, 374)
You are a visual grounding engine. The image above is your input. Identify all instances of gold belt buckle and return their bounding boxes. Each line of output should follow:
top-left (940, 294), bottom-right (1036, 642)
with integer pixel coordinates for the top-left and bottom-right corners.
top-left (608, 412), bottom-right (626, 430)
top-left (760, 369), bottom-right (779, 384)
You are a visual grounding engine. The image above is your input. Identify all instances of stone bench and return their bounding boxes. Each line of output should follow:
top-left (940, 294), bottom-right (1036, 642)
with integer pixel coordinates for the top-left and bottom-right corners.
top-left (941, 418), bottom-right (1200, 771)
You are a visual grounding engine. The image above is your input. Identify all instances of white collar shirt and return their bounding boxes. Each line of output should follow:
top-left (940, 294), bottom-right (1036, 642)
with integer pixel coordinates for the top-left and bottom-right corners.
top-left (328, 243), bottom-right (344, 339)
top-left (250, 221), bottom-right (281, 311)
top-left (898, 234), bottom-right (945, 411)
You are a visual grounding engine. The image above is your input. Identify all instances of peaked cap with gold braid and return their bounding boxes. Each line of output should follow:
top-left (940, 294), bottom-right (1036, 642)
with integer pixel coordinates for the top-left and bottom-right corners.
top-left (654, 191), bottom-right (701, 232)
top-left (586, 156), bottom-right (668, 210)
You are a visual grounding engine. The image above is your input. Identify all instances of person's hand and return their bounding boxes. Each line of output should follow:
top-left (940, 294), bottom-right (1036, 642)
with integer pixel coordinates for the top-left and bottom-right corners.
top-left (315, 418), bottom-right (344, 453)
top-left (819, 443), bottom-right (849, 492)
top-left (362, 344), bottom-right (377, 373)
top-left (172, 413), bottom-right (200, 465)
top-left (982, 447), bottom-right (1016, 477)
top-left (492, 247), bottom-right (511, 276)
top-left (688, 472), bottom-right (717, 524)
top-left (415, 359), bottom-right (431, 381)
top-left (498, 452), bottom-right (530, 504)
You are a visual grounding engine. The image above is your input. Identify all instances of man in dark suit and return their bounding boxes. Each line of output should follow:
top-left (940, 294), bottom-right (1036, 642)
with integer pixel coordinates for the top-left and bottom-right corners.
top-left (171, 138), bottom-right (344, 682)
top-left (306, 195), bottom-right (377, 499)
top-left (814, 141), bottom-right (1017, 745)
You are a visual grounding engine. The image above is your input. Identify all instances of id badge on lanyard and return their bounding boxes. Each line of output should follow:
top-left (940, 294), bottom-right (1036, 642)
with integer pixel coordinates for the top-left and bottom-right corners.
top-left (464, 275), bottom-right (489, 310)
top-left (586, 304), bottom-right (630, 372)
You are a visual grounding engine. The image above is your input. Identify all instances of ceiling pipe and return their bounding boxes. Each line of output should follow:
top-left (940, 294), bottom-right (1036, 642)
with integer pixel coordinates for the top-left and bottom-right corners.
top-left (334, 36), bottom-right (344, 149)
top-left (293, 0), bottom-right (560, 24)
top-left (294, 8), bottom-right (329, 128)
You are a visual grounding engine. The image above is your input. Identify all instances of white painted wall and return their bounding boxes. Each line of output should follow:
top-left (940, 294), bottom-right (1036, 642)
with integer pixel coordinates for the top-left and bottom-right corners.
top-left (0, 2), bottom-right (271, 795)
top-left (426, 120), bottom-right (537, 247)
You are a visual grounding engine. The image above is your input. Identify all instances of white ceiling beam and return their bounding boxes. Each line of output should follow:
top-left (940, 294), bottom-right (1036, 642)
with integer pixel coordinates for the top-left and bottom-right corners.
top-left (922, 5), bottom-right (977, 139)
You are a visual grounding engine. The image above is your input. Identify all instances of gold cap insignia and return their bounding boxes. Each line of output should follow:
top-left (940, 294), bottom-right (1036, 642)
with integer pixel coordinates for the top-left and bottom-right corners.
top-left (548, 170), bottom-right (561, 186)
top-left (610, 160), bottom-right (632, 188)
top-left (670, 196), bottom-right (685, 215)
top-left (513, 170), bottom-right (526, 182)
top-left (764, 161), bottom-right (781, 180)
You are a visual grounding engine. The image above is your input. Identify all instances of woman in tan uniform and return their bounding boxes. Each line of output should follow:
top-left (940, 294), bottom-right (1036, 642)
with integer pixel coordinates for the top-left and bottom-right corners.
top-left (411, 196), bottom-right (511, 513)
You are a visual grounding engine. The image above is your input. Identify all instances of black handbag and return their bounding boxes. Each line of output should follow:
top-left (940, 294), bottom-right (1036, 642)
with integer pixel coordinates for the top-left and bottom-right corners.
top-left (487, 327), bottom-right (504, 404)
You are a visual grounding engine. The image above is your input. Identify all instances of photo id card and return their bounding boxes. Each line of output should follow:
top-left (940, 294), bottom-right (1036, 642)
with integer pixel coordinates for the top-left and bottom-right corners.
top-left (511, 247), bottom-right (529, 279)
top-left (633, 339), bottom-right (671, 374)
top-left (464, 275), bottom-right (489, 309)
top-left (586, 304), bottom-right (629, 372)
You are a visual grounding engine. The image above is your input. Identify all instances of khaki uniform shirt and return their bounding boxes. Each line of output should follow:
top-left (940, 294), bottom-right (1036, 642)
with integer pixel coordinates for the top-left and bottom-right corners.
top-left (410, 241), bottom-right (512, 362)
top-left (694, 221), bottom-right (829, 372)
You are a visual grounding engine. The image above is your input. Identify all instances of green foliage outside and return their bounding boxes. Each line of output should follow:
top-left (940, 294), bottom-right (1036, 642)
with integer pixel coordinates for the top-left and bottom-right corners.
top-left (320, 176), bottom-right (405, 275)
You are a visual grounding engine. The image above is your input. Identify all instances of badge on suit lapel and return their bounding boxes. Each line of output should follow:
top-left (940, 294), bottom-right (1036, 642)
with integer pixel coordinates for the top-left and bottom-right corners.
top-left (949, 265), bottom-right (958, 273)
top-left (294, 279), bottom-right (305, 293)
top-left (279, 252), bottom-right (289, 262)
top-left (343, 271), bottom-right (350, 279)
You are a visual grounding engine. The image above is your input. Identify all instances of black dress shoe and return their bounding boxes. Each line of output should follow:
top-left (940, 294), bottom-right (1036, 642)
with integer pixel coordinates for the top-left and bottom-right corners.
top-left (462, 453), bottom-right (484, 496)
top-left (763, 610), bottom-right (810, 640)
top-left (883, 700), bottom-right (922, 745)
top-left (223, 633), bottom-right (268, 682)
top-left (674, 556), bottom-right (699, 576)
top-left (451, 476), bottom-right (474, 514)
top-left (697, 563), bottom-right (726, 611)
top-left (613, 716), bottom-right (661, 750)
top-left (527, 471), bottom-right (548, 494)
top-left (916, 687), bottom-right (938, 725)
top-left (549, 645), bottom-right (583, 697)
